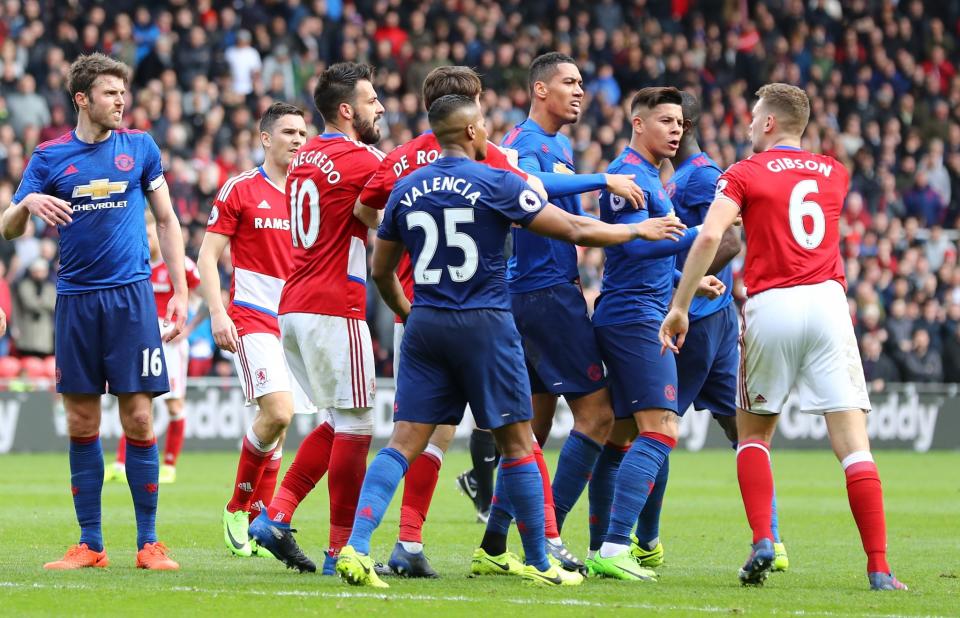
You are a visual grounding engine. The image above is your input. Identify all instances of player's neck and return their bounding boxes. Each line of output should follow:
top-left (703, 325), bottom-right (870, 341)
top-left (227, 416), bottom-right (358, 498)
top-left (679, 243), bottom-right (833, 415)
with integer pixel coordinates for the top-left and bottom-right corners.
top-left (765, 135), bottom-right (802, 151)
top-left (629, 138), bottom-right (664, 169)
top-left (670, 139), bottom-right (701, 168)
top-left (261, 159), bottom-right (287, 188)
top-left (324, 120), bottom-right (358, 141)
top-left (74, 115), bottom-right (113, 144)
top-left (439, 145), bottom-right (471, 160)
top-left (528, 106), bottom-right (564, 135)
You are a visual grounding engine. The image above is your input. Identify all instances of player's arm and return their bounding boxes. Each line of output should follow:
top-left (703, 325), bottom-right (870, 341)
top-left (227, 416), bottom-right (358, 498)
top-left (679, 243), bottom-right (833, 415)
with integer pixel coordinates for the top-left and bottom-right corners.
top-left (353, 197), bottom-right (382, 229)
top-left (2, 151), bottom-right (72, 239)
top-left (148, 182), bottom-right (189, 341)
top-left (370, 237), bottom-right (411, 322)
top-left (707, 226), bottom-right (741, 275)
top-left (516, 152), bottom-right (646, 209)
top-left (527, 203), bottom-right (685, 247)
top-left (196, 231), bottom-right (239, 353)
top-left (660, 196), bottom-right (740, 353)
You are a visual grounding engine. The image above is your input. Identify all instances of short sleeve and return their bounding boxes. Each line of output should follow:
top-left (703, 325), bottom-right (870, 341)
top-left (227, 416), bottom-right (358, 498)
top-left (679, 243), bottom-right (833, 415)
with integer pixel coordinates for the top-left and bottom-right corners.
top-left (687, 165), bottom-right (723, 217)
top-left (484, 143), bottom-right (529, 181)
top-left (490, 172), bottom-right (545, 226)
top-left (12, 150), bottom-right (49, 203)
top-left (185, 257), bottom-right (202, 289)
top-left (358, 158), bottom-right (394, 211)
top-left (715, 162), bottom-right (749, 211)
top-left (141, 135), bottom-right (165, 191)
top-left (206, 180), bottom-right (242, 237)
top-left (376, 193), bottom-right (401, 242)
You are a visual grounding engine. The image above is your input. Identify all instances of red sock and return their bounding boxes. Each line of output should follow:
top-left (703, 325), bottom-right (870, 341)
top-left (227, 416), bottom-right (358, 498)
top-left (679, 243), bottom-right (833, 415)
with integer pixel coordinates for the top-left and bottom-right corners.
top-left (249, 450), bottom-right (282, 523)
top-left (163, 418), bottom-right (186, 466)
top-left (736, 440), bottom-right (774, 543)
top-left (844, 455), bottom-right (890, 573)
top-left (116, 435), bottom-right (126, 464)
top-left (266, 422), bottom-right (334, 524)
top-left (399, 448), bottom-right (442, 543)
top-left (328, 432), bottom-right (372, 551)
top-left (532, 441), bottom-right (559, 539)
top-left (226, 437), bottom-right (275, 513)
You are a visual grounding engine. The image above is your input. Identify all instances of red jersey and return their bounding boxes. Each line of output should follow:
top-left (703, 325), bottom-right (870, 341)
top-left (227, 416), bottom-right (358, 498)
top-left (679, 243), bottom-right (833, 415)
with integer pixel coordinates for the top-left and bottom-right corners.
top-left (716, 147), bottom-right (848, 297)
top-left (207, 167), bottom-right (292, 335)
top-left (279, 133), bottom-right (385, 318)
top-left (151, 257), bottom-right (201, 318)
top-left (359, 133), bottom-right (528, 321)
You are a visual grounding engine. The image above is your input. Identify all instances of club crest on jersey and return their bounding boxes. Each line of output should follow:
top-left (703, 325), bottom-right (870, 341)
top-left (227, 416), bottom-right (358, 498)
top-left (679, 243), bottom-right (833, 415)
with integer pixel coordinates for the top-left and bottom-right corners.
top-left (519, 189), bottom-right (541, 212)
top-left (72, 178), bottom-right (128, 200)
top-left (664, 384), bottom-right (677, 401)
top-left (552, 161), bottom-right (574, 175)
top-left (115, 154), bottom-right (135, 171)
top-left (255, 368), bottom-right (268, 387)
top-left (207, 206), bottom-right (219, 226)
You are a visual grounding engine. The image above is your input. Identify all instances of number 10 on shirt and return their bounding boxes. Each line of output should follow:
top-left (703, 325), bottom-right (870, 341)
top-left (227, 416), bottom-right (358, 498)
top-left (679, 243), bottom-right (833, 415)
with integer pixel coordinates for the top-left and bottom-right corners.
top-left (290, 178), bottom-right (320, 249)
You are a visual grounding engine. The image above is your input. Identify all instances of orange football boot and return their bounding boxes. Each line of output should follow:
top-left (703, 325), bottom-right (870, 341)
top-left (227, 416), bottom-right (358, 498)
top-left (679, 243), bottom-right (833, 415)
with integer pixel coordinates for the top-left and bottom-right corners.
top-left (136, 542), bottom-right (180, 570)
top-left (43, 543), bottom-right (109, 570)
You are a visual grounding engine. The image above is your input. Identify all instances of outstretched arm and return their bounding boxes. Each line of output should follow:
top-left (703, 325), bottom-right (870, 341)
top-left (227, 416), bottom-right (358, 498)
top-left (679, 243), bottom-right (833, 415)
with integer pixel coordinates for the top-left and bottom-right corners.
top-left (526, 203), bottom-right (685, 247)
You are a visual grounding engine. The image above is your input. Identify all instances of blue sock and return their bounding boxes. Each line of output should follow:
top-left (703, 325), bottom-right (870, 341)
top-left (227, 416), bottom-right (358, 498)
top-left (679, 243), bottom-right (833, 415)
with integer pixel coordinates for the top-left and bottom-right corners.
top-left (588, 442), bottom-right (626, 551)
top-left (771, 492), bottom-right (781, 543)
top-left (634, 454), bottom-right (669, 546)
top-left (124, 437), bottom-right (160, 549)
top-left (347, 448), bottom-right (408, 555)
top-left (603, 433), bottom-right (674, 547)
top-left (551, 430), bottom-right (602, 532)
top-left (69, 435), bottom-right (104, 552)
top-left (500, 456), bottom-right (548, 571)
top-left (486, 469), bottom-right (513, 536)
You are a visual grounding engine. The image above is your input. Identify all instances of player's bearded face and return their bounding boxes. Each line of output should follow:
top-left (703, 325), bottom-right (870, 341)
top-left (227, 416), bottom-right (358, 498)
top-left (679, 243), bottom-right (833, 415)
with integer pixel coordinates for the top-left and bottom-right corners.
top-left (351, 80), bottom-right (385, 145)
top-left (85, 75), bottom-right (126, 130)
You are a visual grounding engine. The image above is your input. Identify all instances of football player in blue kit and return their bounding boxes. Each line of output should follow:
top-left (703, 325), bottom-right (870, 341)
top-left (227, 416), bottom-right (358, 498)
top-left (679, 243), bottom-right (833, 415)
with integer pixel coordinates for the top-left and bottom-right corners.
top-left (629, 91), bottom-right (790, 572)
top-left (491, 52), bottom-right (650, 570)
top-left (335, 94), bottom-right (685, 588)
top-left (1, 53), bottom-right (188, 571)
top-left (587, 87), bottom-right (724, 580)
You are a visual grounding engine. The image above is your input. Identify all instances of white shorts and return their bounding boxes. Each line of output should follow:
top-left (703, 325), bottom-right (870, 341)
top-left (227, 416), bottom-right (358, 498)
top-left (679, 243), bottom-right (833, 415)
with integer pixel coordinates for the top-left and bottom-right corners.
top-left (738, 280), bottom-right (871, 416)
top-left (158, 319), bottom-right (188, 400)
top-left (280, 313), bottom-right (375, 410)
top-left (233, 332), bottom-right (317, 414)
top-left (393, 322), bottom-right (404, 378)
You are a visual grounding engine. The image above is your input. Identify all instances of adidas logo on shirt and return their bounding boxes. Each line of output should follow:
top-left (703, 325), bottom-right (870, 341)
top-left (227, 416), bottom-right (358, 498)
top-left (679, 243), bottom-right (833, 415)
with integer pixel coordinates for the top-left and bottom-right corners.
top-left (257, 200), bottom-right (271, 209)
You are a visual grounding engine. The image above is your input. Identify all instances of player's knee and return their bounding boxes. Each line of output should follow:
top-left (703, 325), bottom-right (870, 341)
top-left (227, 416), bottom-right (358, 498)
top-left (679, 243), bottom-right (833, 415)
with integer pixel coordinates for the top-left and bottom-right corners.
top-left (122, 408), bottom-right (154, 441)
top-left (257, 392), bottom-right (294, 429)
top-left (166, 401), bottom-right (185, 420)
top-left (428, 424), bottom-right (456, 451)
top-left (573, 408), bottom-right (613, 442)
top-left (634, 408), bottom-right (680, 440)
top-left (332, 407), bottom-right (373, 435)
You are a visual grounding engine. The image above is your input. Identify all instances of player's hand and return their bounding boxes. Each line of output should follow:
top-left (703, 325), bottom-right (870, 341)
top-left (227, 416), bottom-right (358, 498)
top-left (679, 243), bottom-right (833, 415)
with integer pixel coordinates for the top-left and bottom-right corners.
top-left (659, 307), bottom-right (689, 355)
top-left (163, 292), bottom-right (188, 343)
top-left (632, 215), bottom-right (686, 241)
top-left (605, 173), bottom-right (646, 210)
top-left (21, 192), bottom-right (73, 226)
top-left (211, 311), bottom-right (240, 353)
top-left (695, 275), bottom-right (726, 299)
top-left (0, 307), bottom-right (6, 338)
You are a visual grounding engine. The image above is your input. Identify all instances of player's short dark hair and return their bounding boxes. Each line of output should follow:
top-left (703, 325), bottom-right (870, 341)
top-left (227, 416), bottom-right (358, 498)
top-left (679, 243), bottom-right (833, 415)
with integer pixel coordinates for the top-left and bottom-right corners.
top-left (67, 53), bottom-right (130, 112)
top-left (313, 62), bottom-right (375, 124)
top-left (427, 94), bottom-right (478, 130)
top-left (679, 91), bottom-right (701, 127)
top-left (528, 52), bottom-right (577, 90)
top-left (422, 66), bottom-right (483, 110)
top-left (756, 83), bottom-right (810, 135)
top-left (630, 87), bottom-right (683, 116)
top-left (259, 101), bottom-right (304, 134)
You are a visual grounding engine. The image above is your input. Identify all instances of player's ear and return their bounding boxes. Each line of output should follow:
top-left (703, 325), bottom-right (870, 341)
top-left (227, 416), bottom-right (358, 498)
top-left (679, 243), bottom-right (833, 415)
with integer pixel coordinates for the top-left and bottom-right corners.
top-left (260, 131), bottom-right (271, 149)
top-left (533, 80), bottom-right (548, 100)
top-left (466, 123), bottom-right (477, 141)
top-left (339, 102), bottom-right (353, 121)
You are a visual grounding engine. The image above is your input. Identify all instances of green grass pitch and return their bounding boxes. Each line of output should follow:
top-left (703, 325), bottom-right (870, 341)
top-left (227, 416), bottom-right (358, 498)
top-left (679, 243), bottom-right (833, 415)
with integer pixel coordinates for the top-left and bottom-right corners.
top-left (0, 449), bottom-right (956, 616)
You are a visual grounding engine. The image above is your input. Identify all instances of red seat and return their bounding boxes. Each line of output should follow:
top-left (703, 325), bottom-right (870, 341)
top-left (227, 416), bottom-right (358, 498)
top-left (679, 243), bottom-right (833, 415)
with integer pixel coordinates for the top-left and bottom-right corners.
top-left (0, 356), bottom-right (20, 378)
top-left (42, 355), bottom-right (56, 379)
top-left (20, 356), bottom-right (47, 379)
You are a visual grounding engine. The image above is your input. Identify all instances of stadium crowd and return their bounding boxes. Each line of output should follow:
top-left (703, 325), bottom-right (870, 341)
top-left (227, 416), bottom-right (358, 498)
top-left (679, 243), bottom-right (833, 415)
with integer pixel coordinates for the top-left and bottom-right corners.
top-left (0, 0), bottom-right (959, 385)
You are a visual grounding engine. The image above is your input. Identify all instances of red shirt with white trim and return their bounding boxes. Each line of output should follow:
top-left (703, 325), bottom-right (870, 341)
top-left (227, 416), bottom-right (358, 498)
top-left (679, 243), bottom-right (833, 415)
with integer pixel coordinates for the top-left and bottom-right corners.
top-left (206, 167), bottom-right (291, 335)
top-left (359, 132), bottom-right (528, 321)
top-left (279, 133), bottom-right (385, 319)
top-left (715, 146), bottom-right (848, 297)
top-left (151, 257), bottom-right (201, 318)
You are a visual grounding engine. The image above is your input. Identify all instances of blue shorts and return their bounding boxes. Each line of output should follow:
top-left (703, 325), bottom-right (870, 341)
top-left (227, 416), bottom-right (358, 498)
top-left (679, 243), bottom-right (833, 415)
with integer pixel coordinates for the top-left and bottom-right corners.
top-left (595, 319), bottom-right (678, 419)
top-left (55, 279), bottom-right (169, 396)
top-left (510, 282), bottom-right (606, 398)
top-left (676, 303), bottom-right (738, 418)
top-left (395, 307), bottom-right (532, 430)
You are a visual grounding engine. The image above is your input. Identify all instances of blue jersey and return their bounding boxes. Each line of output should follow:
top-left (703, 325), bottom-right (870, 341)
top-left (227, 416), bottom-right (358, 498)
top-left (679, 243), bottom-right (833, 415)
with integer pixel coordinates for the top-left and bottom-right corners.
top-left (13, 129), bottom-right (164, 294)
top-left (666, 152), bottom-right (733, 321)
top-left (593, 147), bottom-right (700, 327)
top-left (501, 118), bottom-right (591, 293)
top-left (378, 156), bottom-right (545, 311)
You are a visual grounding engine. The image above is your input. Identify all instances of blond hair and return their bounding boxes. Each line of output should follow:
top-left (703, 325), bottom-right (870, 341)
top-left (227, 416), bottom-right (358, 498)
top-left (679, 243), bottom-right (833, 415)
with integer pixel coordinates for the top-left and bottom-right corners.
top-left (756, 83), bottom-right (810, 136)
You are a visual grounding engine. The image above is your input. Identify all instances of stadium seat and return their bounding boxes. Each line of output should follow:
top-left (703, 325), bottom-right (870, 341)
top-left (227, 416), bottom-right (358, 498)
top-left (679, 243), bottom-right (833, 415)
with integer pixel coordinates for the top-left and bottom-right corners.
top-left (0, 356), bottom-right (21, 378)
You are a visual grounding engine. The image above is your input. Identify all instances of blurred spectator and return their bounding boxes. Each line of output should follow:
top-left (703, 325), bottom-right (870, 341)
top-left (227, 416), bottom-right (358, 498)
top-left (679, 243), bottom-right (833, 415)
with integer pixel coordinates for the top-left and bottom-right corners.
top-left (0, 261), bottom-right (12, 356)
top-left (861, 333), bottom-right (900, 391)
top-left (12, 259), bottom-right (55, 357)
top-left (6, 74), bottom-right (50, 138)
top-left (224, 29), bottom-right (260, 96)
top-left (899, 329), bottom-right (942, 382)
top-left (941, 322), bottom-right (960, 382)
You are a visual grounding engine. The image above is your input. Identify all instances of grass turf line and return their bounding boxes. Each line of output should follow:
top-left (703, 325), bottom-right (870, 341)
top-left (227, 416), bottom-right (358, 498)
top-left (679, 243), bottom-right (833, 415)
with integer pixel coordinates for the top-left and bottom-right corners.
top-left (0, 450), bottom-right (955, 616)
